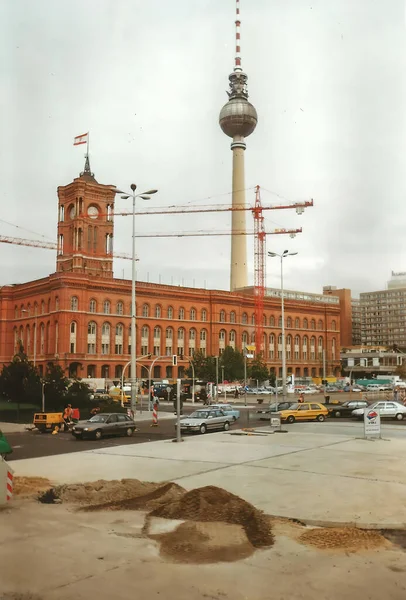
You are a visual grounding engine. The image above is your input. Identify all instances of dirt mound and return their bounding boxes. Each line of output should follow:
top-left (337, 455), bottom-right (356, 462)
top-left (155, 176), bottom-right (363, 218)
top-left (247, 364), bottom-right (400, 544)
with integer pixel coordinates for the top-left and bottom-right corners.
top-left (13, 477), bottom-right (52, 497)
top-left (299, 527), bottom-right (387, 551)
top-left (151, 485), bottom-right (274, 548)
top-left (156, 521), bottom-right (255, 564)
top-left (39, 479), bottom-right (161, 506)
top-left (79, 482), bottom-right (185, 512)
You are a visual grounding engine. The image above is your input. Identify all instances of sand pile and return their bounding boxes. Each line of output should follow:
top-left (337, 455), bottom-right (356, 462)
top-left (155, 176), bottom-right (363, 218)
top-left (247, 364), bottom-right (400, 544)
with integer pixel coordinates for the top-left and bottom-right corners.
top-left (38, 479), bottom-right (185, 512)
top-left (299, 527), bottom-right (387, 551)
top-left (151, 485), bottom-right (274, 548)
top-left (155, 521), bottom-right (255, 563)
top-left (13, 477), bottom-right (52, 497)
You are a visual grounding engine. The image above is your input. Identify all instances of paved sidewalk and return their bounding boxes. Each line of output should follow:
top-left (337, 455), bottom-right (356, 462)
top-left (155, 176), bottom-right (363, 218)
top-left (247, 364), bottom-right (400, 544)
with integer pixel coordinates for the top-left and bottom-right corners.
top-left (0, 422), bottom-right (31, 433)
top-left (11, 425), bottom-right (406, 528)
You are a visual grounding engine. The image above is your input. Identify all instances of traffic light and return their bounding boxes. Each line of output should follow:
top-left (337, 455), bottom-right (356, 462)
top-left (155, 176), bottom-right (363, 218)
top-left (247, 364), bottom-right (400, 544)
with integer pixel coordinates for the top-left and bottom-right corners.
top-left (322, 379), bottom-right (328, 385)
top-left (172, 355), bottom-right (177, 366)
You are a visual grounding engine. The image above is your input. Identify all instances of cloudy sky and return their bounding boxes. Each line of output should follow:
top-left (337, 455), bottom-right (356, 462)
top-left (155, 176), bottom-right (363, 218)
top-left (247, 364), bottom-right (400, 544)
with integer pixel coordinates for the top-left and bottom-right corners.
top-left (2, 0), bottom-right (406, 297)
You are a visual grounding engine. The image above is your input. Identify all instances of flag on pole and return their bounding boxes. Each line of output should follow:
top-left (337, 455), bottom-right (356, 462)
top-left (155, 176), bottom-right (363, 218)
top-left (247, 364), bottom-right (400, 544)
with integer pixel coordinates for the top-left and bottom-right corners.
top-left (73, 132), bottom-right (89, 146)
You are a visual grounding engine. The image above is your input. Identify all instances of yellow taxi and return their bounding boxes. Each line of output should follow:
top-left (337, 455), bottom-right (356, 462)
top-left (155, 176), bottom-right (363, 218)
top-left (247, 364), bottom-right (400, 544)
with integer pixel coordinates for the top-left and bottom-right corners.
top-left (279, 402), bottom-right (329, 424)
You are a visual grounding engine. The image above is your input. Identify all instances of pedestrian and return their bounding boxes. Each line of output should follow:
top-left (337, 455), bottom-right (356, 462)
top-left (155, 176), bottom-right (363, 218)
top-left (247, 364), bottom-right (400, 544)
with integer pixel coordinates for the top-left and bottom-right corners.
top-left (234, 387), bottom-right (239, 399)
top-left (298, 393), bottom-right (304, 404)
top-left (90, 406), bottom-right (100, 417)
top-left (394, 388), bottom-right (399, 403)
top-left (62, 404), bottom-right (73, 431)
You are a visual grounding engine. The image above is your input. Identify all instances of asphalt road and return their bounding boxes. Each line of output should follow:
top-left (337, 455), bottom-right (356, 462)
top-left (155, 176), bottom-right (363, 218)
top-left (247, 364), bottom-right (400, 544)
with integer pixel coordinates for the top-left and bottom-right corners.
top-left (6, 403), bottom-right (406, 461)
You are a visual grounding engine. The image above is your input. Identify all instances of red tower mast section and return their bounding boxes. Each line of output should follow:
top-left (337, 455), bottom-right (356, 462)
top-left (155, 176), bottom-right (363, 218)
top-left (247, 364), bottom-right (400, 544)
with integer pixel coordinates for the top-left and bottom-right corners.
top-left (252, 185), bottom-right (266, 357)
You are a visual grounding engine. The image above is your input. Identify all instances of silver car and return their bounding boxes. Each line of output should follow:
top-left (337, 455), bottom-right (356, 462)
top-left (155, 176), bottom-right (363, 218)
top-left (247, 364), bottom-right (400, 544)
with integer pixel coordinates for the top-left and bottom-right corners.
top-left (352, 401), bottom-right (406, 421)
top-left (179, 409), bottom-right (231, 434)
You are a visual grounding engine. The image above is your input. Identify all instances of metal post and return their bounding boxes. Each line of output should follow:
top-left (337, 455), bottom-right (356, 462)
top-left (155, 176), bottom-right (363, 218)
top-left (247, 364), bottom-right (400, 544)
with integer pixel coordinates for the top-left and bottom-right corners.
top-left (215, 356), bottom-right (219, 401)
top-left (176, 377), bottom-right (181, 443)
top-left (244, 350), bottom-right (247, 406)
top-left (33, 314), bottom-right (37, 367)
top-left (323, 348), bottom-right (327, 400)
top-left (191, 361), bottom-right (195, 404)
top-left (41, 381), bottom-right (45, 413)
top-left (130, 190), bottom-right (137, 414)
top-left (281, 257), bottom-right (287, 403)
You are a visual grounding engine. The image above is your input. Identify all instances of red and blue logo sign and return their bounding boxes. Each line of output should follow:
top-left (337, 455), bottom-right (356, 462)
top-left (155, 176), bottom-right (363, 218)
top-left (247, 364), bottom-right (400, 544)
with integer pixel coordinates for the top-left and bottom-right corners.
top-left (367, 410), bottom-right (378, 420)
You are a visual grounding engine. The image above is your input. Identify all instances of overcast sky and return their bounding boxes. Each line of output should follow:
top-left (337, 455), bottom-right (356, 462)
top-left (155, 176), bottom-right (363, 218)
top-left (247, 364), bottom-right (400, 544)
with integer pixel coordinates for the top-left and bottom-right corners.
top-left (1, 0), bottom-right (406, 297)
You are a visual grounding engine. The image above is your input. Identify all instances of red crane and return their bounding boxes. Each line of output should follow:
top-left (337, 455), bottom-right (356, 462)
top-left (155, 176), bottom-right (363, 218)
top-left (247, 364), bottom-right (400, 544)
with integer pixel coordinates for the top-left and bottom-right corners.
top-left (252, 185), bottom-right (266, 357)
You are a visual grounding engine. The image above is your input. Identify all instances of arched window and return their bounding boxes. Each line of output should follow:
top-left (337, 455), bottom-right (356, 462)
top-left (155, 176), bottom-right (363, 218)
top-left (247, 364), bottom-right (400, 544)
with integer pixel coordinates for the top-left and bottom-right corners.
top-left (26, 325), bottom-right (31, 353)
top-left (47, 298), bottom-right (51, 313)
top-left (287, 317), bottom-right (292, 328)
top-left (318, 319), bottom-right (323, 330)
top-left (89, 299), bottom-right (96, 313)
top-left (286, 334), bottom-right (292, 359)
top-left (14, 305), bottom-right (18, 318)
top-left (168, 306), bottom-right (173, 319)
top-left (219, 309), bottom-right (226, 323)
top-left (230, 311), bottom-right (236, 324)
top-left (178, 307), bottom-right (185, 320)
top-left (294, 335), bottom-right (300, 360)
top-left (87, 321), bottom-right (96, 354)
top-left (332, 337), bottom-right (336, 359)
top-left (103, 300), bottom-right (110, 315)
top-left (269, 333), bottom-right (275, 359)
top-left (189, 328), bottom-right (196, 340)
top-left (142, 304), bottom-right (149, 318)
top-left (116, 323), bottom-right (124, 336)
top-left (311, 319), bottom-right (316, 330)
top-left (242, 312), bottom-right (248, 324)
top-left (190, 308), bottom-right (196, 320)
top-left (114, 324), bottom-right (124, 355)
top-left (102, 322), bottom-right (110, 336)
top-left (242, 331), bottom-right (248, 345)
top-left (270, 315), bottom-right (275, 327)
top-left (295, 317), bottom-right (300, 328)
top-left (154, 326), bottom-right (161, 338)
top-left (155, 305), bottom-right (162, 318)
top-left (278, 316), bottom-right (282, 327)
top-left (178, 327), bottom-right (185, 340)
top-left (201, 309), bottom-right (207, 322)
top-left (200, 329), bottom-right (207, 341)
top-left (55, 297), bottom-right (59, 311)
top-left (116, 301), bottom-right (124, 315)
top-left (41, 300), bottom-right (45, 315)
top-left (219, 329), bottom-right (226, 341)
top-left (164, 326), bottom-right (172, 341)
top-left (229, 330), bottom-right (236, 344)
top-left (251, 331), bottom-right (255, 343)
top-left (71, 296), bottom-right (78, 311)
top-left (310, 336), bottom-right (316, 359)
top-left (332, 320), bottom-right (337, 331)
top-left (277, 333), bottom-right (282, 358)
top-left (70, 321), bottom-right (77, 353)
top-left (142, 325), bottom-right (149, 338)
top-left (303, 318), bottom-right (308, 329)
top-left (318, 336), bottom-right (323, 358)
top-left (263, 314), bottom-right (267, 326)
top-left (251, 314), bottom-right (255, 325)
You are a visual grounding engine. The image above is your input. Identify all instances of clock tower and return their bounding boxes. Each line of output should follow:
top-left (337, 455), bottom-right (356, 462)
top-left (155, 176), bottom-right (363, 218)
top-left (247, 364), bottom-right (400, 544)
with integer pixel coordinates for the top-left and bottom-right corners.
top-left (56, 156), bottom-right (116, 278)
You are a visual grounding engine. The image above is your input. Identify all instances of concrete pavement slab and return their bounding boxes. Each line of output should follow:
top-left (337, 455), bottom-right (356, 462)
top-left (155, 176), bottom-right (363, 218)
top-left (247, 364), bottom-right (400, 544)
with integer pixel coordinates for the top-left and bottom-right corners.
top-left (13, 450), bottom-right (230, 484)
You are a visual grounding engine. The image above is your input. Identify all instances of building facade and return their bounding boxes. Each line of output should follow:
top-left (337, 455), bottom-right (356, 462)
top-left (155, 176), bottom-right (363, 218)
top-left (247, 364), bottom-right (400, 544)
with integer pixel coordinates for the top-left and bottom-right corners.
top-left (361, 275), bottom-right (406, 347)
top-left (341, 346), bottom-right (405, 379)
top-left (0, 162), bottom-right (341, 382)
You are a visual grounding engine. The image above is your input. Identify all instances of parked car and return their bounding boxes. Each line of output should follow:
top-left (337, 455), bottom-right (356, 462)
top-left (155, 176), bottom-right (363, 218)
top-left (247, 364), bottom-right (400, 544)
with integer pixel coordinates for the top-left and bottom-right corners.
top-left (279, 402), bottom-right (329, 424)
top-left (179, 409), bottom-right (231, 434)
top-left (352, 401), bottom-right (406, 421)
top-left (210, 404), bottom-right (240, 421)
top-left (328, 400), bottom-right (369, 418)
top-left (257, 401), bottom-right (297, 420)
top-left (72, 413), bottom-right (136, 440)
top-left (0, 429), bottom-right (12, 459)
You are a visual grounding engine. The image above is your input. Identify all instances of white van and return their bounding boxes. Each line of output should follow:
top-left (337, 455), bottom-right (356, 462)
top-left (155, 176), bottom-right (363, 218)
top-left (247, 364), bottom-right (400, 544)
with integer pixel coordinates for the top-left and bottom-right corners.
top-left (366, 384), bottom-right (380, 392)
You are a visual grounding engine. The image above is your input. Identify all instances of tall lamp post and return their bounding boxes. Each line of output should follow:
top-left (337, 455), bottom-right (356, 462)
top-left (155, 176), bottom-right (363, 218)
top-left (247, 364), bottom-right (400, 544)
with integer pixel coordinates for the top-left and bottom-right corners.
top-left (114, 184), bottom-right (158, 412)
top-left (268, 250), bottom-right (298, 402)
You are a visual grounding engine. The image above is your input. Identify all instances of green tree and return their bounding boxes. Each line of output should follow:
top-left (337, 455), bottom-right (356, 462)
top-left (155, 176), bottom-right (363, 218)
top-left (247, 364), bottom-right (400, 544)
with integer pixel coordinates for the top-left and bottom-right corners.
top-left (219, 346), bottom-right (245, 381)
top-left (65, 380), bottom-right (93, 411)
top-left (0, 343), bottom-right (41, 405)
top-left (43, 362), bottom-right (69, 410)
top-left (248, 355), bottom-right (269, 383)
top-left (186, 350), bottom-right (216, 381)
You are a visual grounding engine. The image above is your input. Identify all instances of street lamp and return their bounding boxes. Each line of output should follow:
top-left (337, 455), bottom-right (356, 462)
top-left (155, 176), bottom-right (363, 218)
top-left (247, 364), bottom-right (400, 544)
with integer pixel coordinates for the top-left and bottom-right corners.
top-left (114, 184), bottom-right (158, 412)
top-left (268, 250), bottom-right (298, 402)
top-left (21, 308), bottom-right (37, 367)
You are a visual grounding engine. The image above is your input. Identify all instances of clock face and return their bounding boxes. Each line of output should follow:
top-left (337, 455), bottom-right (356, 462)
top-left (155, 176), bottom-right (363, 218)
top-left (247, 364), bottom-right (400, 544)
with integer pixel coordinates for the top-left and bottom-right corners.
top-left (88, 206), bottom-right (99, 220)
top-left (69, 206), bottom-right (76, 219)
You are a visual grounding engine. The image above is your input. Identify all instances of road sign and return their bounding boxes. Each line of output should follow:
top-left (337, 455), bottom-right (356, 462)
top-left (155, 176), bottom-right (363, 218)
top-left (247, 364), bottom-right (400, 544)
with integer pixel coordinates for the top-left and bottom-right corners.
top-left (364, 407), bottom-right (381, 437)
top-left (270, 416), bottom-right (281, 427)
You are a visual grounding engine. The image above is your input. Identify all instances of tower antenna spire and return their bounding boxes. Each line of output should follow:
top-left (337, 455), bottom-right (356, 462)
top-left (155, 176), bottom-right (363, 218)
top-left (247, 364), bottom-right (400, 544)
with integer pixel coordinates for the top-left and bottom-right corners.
top-left (234, 0), bottom-right (242, 72)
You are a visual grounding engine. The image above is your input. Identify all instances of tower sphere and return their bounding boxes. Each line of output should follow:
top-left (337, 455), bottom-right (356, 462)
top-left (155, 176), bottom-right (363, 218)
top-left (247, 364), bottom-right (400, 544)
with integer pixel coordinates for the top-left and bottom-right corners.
top-left (219, 97), bottom-right (258, 139)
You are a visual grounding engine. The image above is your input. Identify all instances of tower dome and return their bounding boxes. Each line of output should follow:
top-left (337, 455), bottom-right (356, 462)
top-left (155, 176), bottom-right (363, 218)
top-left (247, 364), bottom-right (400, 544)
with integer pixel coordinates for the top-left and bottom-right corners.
top-left (219, 97), bottom-right (258, 139)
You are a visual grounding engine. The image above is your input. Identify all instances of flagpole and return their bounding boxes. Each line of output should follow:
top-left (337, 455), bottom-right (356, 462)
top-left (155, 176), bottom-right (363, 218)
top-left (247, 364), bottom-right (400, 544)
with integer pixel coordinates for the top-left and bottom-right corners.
top-left (87, 131), bottom-right (90, 161)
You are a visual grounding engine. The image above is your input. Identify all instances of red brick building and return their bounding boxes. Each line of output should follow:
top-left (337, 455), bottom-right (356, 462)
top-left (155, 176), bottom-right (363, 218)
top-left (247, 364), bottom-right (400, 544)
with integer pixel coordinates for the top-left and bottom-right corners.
top-left (0, 162), bottom-right (341, 381)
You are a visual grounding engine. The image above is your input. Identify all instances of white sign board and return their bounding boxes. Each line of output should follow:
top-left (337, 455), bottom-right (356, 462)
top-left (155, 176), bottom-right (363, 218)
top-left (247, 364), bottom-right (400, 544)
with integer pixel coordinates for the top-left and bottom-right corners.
top-left (364, 407), bottom-right (381, 437)
top-left (270, 416), bottom-right (281, 428)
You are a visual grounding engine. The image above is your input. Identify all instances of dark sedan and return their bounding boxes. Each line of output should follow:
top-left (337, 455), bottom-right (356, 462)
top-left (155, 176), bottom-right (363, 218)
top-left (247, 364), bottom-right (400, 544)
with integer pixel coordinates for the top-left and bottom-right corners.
top-left (72, 413), bottom-right (136, 440)
top-left (257, 401), bottom-right (297, 420)
top-left (328, 400), bottom-right (369, 418)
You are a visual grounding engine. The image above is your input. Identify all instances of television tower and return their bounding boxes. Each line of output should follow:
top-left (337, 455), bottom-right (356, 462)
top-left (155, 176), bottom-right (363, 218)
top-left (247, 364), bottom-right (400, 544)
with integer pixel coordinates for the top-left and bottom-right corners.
top-left (219, 0), bottom-right (258, 291)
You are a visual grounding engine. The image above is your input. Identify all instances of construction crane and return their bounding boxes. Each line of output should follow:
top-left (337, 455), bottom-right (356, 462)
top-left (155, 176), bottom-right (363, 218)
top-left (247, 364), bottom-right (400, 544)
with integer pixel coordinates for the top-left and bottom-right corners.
top-left (251, 186), bottom-right (313, 358)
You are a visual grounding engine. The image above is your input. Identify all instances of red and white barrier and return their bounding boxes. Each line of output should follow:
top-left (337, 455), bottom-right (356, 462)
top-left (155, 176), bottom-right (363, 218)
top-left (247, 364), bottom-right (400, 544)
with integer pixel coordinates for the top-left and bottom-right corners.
top-left (0, 460), bottom-right (14, 504)
top-left (6, 467), bottom-right (13, 501)
top-left (151, 402), bottom-right (158, 427)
